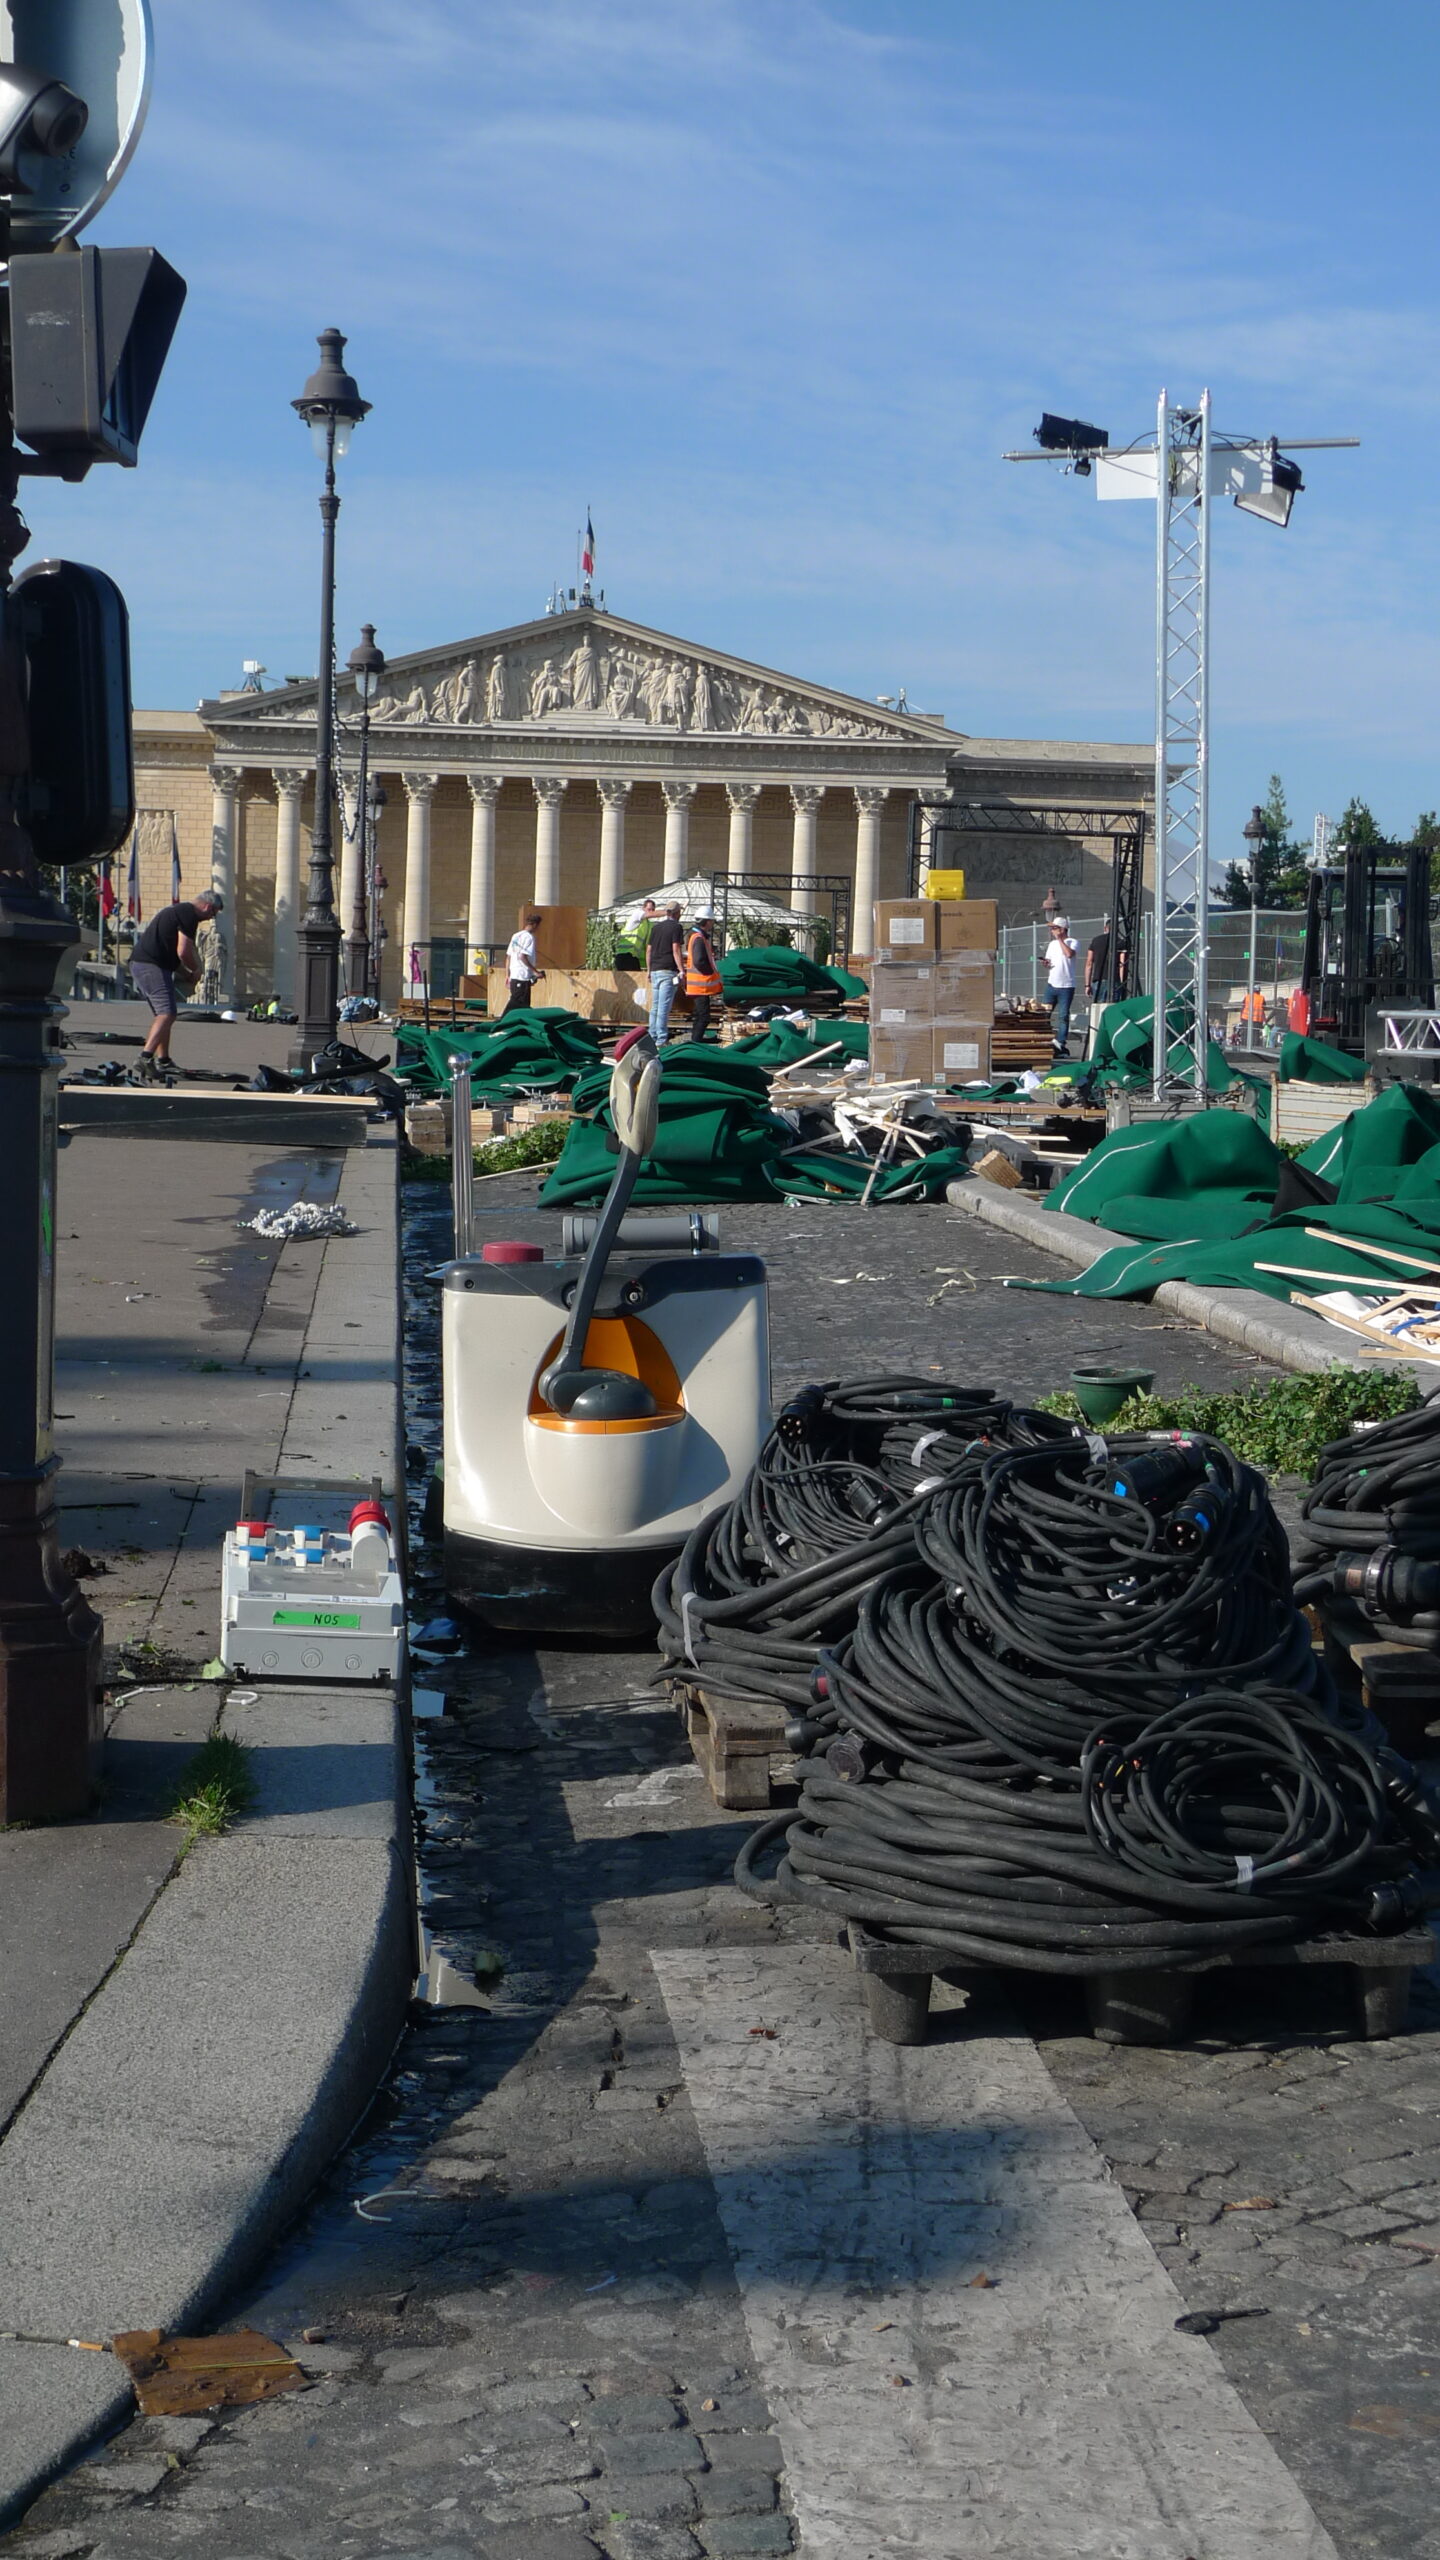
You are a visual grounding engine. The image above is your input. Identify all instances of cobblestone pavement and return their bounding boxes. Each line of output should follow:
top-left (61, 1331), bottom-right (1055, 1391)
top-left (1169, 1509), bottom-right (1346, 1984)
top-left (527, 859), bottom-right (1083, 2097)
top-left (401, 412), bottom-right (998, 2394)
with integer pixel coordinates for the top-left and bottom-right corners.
top-left (7, 1188), bottom-right (1438, 2558)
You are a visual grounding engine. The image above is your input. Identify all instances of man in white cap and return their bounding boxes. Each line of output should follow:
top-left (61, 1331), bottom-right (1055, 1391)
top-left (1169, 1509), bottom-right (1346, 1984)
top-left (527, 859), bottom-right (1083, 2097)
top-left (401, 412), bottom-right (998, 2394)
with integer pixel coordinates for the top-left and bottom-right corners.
top-left (130, 888), bottom-right (224, 1073)
top-left (1043, 911), bottom-right (1078, 1056)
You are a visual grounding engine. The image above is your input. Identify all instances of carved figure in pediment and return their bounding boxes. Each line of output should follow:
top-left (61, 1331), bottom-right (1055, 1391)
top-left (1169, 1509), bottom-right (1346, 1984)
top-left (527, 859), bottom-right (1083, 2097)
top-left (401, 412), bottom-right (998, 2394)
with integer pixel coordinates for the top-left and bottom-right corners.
top-left (530, 656), bottom-right (568, 717)
top-left (639, 657), bottom-right (670, 723)
top-left (663, 660), bottom-right (692, 728)
top-left (567, 631), bottom-right (604, 711)
top-left (431, 661), bottom-right (473, 722)
top-left (606, 652), bottom-right (641, 719)
top-left (484, 652), bottom-right (512, 723)
top-left (691, 660), bottom-right (714, 731)
top-left (738, 682), bottom-right (769, 735)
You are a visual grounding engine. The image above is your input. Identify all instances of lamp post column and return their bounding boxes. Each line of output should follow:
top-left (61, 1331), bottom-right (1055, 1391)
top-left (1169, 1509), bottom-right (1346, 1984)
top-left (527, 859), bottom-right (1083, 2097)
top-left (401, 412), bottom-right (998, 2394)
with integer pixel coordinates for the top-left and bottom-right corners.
top-left (288, 425), bottom-right (342, 1066)
top-left (0, 385), bottom-right (101, 1818)
top-left (466, 776), bottom-right (502, 965)
top-left (852, 787), bottom-right (888, 959)
top-left (726, 781), bottom-right (759, 879)
top-left (270, 768), bottom-right (306, 1008)
top-left (401, 773), bottom-right (438, 994)
top-left (662, 779), bottom-right (697, 886)
top-left (209, 764), bottom-right (241, 1001)
top-left (532, 777), bottom-right (567, 904)
top-left (789, 784), bottom-right (823, 915)
top-left (597, 778), bottom-right (631, 907)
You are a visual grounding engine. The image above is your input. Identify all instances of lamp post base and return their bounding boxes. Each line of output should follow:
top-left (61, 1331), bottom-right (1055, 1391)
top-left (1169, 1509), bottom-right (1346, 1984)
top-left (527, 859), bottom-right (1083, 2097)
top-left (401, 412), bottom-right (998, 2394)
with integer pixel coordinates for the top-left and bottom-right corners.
top-left (0, 1462), bottom-right (103, 1823)
top-left (288, 916), bottom-right (342, 1072)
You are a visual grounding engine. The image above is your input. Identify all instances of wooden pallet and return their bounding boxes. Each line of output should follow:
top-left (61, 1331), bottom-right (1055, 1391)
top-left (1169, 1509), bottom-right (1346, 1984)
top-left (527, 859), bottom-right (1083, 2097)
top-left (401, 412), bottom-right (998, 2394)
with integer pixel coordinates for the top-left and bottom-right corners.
top-left (1321, 1601), bottom-right (1440, 1757)
top-left (847, 1918), bottom-right (1434, 2047)
top-left (678, 1683), bottom-right (790, 1809)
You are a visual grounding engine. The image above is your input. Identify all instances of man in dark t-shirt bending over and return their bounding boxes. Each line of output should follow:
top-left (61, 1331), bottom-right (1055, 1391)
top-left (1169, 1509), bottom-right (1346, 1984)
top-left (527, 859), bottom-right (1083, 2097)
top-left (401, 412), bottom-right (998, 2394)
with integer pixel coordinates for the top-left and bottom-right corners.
top-left (130, 890), bottom-right (224, 1071)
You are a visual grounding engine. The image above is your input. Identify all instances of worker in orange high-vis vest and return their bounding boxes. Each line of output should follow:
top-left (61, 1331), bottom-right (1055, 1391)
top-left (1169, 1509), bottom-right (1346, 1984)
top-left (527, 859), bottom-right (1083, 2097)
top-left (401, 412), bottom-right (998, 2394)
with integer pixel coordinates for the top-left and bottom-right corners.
top-left (684, 914), bottom-right (722, 1043)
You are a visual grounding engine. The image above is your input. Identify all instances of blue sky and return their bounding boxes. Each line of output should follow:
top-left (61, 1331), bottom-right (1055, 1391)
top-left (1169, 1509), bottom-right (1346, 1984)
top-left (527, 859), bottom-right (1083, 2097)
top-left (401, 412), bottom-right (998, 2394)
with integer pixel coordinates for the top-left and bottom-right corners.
top-left (39, 0), bottom-right (1440, 851)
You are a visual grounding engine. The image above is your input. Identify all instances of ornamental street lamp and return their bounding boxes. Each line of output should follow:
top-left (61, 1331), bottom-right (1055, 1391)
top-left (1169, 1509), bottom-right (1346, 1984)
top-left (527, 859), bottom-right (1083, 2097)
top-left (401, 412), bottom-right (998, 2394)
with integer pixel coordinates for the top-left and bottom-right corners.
top-left (1242, 804), bottom-right (1267, 1053)
top-left (343, 621), bottom-right (384, 997)
top-left (290, 328), bottom-right (370, 1068)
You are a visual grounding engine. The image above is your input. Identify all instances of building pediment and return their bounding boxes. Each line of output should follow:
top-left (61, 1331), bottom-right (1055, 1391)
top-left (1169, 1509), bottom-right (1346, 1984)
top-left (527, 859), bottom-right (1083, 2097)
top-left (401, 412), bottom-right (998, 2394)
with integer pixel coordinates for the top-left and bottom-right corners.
top-left (202, 608), bottom-right (961, 749)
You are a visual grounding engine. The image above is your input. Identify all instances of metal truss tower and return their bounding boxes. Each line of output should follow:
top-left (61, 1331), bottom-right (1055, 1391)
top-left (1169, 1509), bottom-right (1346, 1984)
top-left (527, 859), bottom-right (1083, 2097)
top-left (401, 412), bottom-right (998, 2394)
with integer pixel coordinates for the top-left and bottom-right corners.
top-left (1153, 390), bottom-right (1212, 1100)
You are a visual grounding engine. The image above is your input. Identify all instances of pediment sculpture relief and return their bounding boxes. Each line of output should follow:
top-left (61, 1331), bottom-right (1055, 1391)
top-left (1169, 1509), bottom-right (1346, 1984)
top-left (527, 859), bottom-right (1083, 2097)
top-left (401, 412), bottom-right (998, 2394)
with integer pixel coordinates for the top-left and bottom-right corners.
top-left (360, 630), bottom-right (903, 739)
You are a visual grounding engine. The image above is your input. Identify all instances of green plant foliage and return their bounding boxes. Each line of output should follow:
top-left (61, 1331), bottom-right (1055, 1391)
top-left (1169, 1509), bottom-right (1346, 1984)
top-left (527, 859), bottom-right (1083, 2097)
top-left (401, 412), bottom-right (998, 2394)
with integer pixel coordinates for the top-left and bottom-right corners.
top-left (165, 1733), bottom-right (257, 1847)
top-left (403, 1117), bottom-right (571, 1184)
top-left (1036, 1364), bottom-right (1420, 1477)
top-left (585, 913), bottom-right (625, 967)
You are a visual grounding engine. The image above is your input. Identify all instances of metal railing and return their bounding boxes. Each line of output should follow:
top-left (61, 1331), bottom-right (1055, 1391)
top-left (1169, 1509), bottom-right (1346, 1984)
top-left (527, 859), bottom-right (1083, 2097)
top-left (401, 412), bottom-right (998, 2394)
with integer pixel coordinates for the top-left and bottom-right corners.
top-left (450, 1058), bottom-right (475, 1256)
top-left (996, 907), bottom-right (1316, 1046)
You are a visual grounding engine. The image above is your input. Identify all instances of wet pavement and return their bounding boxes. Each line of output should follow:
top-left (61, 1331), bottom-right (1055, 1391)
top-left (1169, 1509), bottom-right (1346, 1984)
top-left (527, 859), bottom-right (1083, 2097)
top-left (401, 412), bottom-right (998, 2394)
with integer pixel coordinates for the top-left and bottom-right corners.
top-left (6, 1181), bottom-right (1440, 2558)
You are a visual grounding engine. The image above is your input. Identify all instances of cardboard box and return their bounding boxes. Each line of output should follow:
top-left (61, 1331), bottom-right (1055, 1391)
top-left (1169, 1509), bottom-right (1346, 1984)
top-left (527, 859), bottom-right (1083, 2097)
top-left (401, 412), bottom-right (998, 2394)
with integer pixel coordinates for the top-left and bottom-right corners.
top-left (932, 1022), bottom-right (992, 1083)
top-left (869, 961), bottom-right (935, 1026)
top-left (874, 899), bottom-right (938, 960)
top-left (868, 1025), bottom-right (935, 1084)
top-left (934, 955), bottom-right (994, 1014)
top-left (936, 899), bottom-right (998, 954)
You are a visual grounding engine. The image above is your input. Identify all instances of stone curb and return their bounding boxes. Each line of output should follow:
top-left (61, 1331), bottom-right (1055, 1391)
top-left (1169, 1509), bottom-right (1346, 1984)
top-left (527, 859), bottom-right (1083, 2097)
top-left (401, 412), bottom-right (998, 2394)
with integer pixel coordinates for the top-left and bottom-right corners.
top-left (944, 1178), bottom-right (1378, 1376)
top-left (0, 1127), bottom-right (412, 2528)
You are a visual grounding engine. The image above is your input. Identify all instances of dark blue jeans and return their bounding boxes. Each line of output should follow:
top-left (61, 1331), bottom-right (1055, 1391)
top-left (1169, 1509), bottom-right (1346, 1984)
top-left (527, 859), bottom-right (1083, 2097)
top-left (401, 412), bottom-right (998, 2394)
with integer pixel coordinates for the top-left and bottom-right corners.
top-left (1049, 985), bottom-right (1073, 1049)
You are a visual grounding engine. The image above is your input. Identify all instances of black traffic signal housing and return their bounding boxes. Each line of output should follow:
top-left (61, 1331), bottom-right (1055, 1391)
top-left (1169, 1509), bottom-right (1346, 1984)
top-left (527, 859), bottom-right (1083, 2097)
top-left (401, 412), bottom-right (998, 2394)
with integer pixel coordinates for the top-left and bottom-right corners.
top-left (8, 245), bottom-right (186, 473)
top-left (13, 557), bottom-right (134, 862)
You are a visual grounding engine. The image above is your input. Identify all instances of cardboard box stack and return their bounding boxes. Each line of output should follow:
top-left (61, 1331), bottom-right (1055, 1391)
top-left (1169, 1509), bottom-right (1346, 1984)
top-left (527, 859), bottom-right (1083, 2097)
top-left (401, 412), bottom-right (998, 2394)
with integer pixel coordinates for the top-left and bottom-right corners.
top-left (869, 897), bottom-right (998, 1084)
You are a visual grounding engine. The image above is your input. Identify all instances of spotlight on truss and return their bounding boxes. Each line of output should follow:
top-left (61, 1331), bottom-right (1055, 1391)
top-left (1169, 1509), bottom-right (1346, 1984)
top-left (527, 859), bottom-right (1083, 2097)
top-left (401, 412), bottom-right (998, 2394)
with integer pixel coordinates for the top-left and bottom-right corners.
top-left (1233, 438), bottom-right (1304, 528)
top-left (1034, 412), bottom-right (1108, 454)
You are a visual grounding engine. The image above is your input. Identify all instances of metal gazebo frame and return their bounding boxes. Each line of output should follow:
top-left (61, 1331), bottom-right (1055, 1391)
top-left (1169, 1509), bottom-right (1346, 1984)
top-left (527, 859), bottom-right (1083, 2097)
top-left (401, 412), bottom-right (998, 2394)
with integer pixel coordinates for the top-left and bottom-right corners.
top-left (908, 802), bottom-right (1148, 1001)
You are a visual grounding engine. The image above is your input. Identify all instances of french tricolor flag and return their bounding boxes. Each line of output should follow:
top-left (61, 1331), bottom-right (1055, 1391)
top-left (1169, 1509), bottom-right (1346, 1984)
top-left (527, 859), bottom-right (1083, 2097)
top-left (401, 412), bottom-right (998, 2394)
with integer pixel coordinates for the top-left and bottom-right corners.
top-left (581, 512), bottom-right (596, 578)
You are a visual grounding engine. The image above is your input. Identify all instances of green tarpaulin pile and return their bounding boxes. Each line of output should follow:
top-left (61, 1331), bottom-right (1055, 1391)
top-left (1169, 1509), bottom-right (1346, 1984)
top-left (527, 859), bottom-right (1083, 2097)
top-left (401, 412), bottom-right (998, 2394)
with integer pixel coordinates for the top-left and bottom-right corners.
top-left (1024, 1081), bottom-right (1440, 1302)
top-left (395, 1008), bottom-right (600, 1096)
top-left (775, 1143), bottom-right (971, 1203)
top-left (718, 943), bottom-right (867, 1005)
top-left (1278, 1031), bottom-right (1368, 1083)
top-left (728, 1017), bottom-right (870, 1071)
top-left (539, 1045), bottom-right (794, 1206)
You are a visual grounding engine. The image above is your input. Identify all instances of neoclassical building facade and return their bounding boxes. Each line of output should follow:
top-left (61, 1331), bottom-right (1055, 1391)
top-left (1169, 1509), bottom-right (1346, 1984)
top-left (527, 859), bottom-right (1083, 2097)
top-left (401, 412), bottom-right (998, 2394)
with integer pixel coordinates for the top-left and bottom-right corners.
top-left (129, 605), bottom-right (1152, 1002)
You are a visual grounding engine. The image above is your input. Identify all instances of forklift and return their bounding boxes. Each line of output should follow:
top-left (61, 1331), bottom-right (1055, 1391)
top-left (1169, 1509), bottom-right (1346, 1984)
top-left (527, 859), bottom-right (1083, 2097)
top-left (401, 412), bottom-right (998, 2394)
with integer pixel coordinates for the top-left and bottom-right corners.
top-left (1294, 842), bottom-right (1435, 1064)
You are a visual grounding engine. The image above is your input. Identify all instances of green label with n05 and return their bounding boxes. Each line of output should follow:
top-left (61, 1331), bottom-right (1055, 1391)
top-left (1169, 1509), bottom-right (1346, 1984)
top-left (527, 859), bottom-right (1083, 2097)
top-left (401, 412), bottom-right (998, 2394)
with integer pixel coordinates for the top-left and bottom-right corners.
top-left (272, 1608), bottom-right (362, 1630)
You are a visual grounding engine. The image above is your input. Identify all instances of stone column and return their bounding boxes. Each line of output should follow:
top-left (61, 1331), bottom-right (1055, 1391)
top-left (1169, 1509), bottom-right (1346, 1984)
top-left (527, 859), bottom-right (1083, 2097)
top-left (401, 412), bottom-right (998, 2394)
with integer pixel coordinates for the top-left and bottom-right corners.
top-left (662, 779), bottom-right (698, 885)
top-left (851, 787), bottom-right (889, 959)
top-left (789, 783), bottom-right (823, 915)
top-left (597, 779), bottom-right (632, 907)
top-left (401, 773), bottom-right (439, 989)
top-left (532, 776), bottom-right (568, 904)
top-left (270, 768), bottom-right (307, 1006)
top-left (726, 781), bottom-right (760, 879)
top-left (208, 763), bottom-right (242, 998)
top-left (917, 786), bottom-right (950, 889)
top-left (466, 776), bottom-right (502, 963)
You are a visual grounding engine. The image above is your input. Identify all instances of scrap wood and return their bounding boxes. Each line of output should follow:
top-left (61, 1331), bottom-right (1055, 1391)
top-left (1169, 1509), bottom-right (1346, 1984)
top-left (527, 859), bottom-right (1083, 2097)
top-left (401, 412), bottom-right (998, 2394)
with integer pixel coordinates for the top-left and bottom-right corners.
top-left (1302, 1227), bottom-right (1440, 1277)
top-left (1288, 1291), bottom-right (1440, 1357)
top-left (110, 2326), bottom-right (310, 2415)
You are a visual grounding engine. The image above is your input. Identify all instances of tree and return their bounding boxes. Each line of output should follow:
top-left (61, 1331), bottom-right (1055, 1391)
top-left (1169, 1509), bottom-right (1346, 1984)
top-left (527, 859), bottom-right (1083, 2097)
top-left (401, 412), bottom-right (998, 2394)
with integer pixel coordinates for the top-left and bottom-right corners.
top-left (1219, 773), bottom-right (1309, 908)
top-left (1411, 810), bottom-right (1440, 890)
top-left (1336, 796), bottom-right (1382, 850)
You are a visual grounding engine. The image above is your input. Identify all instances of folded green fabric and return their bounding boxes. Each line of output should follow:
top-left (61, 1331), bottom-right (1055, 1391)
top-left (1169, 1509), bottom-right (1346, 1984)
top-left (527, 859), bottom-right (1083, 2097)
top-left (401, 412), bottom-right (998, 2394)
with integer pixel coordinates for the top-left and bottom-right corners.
top-left (1022, 1081), bottom-right (1440, 1299)
top-left (773, 1144), bottom-right (970, 1202)
top-left (729, 1018), bottom-right (869, 1071)
top-left (396, 1008), bottom-right (600, 1096)
top-left (718, 943), bottom-right (851, 1002)
top-left (1279, 1031), bottom-right (1368, 1084)
top-left (1046, 1108), bottom-right (1284, 1234)
top-left (541, 1044), bottom-right (793, 1206)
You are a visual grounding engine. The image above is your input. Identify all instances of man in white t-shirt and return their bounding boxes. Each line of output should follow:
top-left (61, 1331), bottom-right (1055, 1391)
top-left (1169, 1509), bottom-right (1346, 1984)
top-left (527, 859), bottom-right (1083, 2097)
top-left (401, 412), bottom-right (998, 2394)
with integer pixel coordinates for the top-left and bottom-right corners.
top-left (1044, 915), bottom-right (1078, 1055)
top-left (503, 910), bottom-right (543, 1013)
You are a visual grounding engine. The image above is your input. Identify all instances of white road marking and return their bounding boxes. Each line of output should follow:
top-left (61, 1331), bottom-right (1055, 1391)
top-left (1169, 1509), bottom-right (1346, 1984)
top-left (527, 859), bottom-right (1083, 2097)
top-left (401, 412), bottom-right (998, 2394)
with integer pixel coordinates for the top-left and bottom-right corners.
top-left (654, 1944), bottom-right (1338, 2560)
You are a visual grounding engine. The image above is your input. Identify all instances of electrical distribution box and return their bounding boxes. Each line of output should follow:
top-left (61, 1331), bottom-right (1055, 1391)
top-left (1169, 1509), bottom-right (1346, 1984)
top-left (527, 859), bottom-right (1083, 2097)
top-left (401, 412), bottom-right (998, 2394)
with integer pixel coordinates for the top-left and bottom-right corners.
top-left (219, 1471), bottom-right (403, 1681)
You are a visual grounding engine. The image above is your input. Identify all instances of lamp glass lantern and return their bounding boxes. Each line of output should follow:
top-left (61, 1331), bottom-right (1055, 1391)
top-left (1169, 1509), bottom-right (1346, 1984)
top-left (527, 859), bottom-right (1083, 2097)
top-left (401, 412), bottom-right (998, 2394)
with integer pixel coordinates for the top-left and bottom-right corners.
top-left (348, 622), bottom-right (385, 704)
top-left (291, 325), bottom-right (371, 461)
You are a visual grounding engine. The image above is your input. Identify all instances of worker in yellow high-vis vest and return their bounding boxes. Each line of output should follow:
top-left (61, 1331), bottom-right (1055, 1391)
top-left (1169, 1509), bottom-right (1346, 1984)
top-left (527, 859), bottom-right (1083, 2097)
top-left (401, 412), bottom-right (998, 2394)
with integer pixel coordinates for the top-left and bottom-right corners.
top-left (684, 915), bottom-right (722, 1044)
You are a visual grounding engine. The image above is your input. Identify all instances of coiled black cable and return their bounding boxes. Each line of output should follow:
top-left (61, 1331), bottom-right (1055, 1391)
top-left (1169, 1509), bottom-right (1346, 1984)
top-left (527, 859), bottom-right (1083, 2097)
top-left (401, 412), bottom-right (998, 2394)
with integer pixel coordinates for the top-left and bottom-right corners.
top-left (1297, 1393), bottom-right (1440, 1643)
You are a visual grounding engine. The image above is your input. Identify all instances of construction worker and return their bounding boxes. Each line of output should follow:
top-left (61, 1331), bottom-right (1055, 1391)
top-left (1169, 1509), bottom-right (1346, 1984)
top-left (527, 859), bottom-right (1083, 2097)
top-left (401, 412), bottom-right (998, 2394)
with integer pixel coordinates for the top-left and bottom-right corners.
top-left (684, 913), bottom-right (723, 1044)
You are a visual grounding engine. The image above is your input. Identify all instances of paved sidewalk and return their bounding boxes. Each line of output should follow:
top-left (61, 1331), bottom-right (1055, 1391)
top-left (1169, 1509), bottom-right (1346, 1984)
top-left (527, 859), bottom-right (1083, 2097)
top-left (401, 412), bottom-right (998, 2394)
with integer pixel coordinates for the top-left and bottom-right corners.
top-left (11, 1188), bottom-right (1432, 2557)
top-left (0, 1026), bottom-right (411, 2525)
